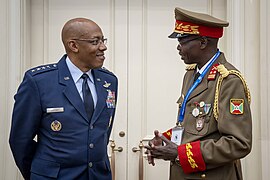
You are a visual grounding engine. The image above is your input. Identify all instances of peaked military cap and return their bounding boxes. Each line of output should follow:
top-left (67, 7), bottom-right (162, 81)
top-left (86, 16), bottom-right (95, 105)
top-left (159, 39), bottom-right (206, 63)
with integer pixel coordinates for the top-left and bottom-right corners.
top-left (169, 7), bottom-right (229, 39)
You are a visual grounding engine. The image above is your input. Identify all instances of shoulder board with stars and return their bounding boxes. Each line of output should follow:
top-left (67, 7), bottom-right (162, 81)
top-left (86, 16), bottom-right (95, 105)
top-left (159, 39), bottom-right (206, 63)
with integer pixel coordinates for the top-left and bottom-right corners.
top-left (185, 64), bottom-right (197, 71)
top-left (98, 67), bottom-right (116, 77)
top-left (207, 63), bottom-right (219, 80)
top-left (29, 64), bottom-right (58, 76)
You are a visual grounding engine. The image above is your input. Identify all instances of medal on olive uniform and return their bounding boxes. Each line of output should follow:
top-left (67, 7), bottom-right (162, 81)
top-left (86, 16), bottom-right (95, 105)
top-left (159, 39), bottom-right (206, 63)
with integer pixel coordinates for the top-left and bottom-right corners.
top-left (196, 117), bottom-right (205, 131)
top-left (192, 107), bottom-right (200, 117)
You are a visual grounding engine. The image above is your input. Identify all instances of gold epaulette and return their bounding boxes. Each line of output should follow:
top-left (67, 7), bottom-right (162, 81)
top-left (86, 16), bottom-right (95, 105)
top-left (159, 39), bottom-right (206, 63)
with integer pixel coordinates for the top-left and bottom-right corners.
top-left (213, 64), bottom-right (251, 121)
top-left (185, 64), bottom-right (197, 71)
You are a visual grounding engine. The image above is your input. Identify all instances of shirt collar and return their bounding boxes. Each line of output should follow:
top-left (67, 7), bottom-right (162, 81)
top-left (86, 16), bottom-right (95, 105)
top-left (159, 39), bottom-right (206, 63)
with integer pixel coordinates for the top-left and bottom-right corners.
top-left (196, 53), bottom-right (217, 74)
top-left (65, 56), bottom-right (94, 83)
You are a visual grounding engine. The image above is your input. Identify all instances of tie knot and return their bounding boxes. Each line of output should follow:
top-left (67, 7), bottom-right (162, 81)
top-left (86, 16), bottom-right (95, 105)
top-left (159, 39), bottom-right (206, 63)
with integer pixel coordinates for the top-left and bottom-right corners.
top-left (81, 73), bottom-right (89, 80)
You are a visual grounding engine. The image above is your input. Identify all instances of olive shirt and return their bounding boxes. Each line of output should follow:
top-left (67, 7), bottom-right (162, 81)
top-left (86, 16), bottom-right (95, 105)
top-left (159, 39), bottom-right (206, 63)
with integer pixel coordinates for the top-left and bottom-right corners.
top-left (169, 52), bottom-right (252, 180)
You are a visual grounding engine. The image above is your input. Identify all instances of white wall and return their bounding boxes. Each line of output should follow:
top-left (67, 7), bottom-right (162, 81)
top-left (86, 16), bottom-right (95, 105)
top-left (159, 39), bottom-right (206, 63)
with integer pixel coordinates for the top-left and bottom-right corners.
top-left (1, 0), bottom-right (25, 179)
top-left (260, 0), bottom-right (270, 179)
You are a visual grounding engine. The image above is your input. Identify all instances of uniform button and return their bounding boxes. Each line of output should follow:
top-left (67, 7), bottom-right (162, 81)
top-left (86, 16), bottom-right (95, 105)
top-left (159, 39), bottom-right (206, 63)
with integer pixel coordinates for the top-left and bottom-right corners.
top-left (89, 143), bottom-right (94, 148)
top-left (90, 125), bottom-right (94, 129)
top-left (201, 174), bottom-right (206, 178)
top-left (89, 162), bottom-right (93, 168)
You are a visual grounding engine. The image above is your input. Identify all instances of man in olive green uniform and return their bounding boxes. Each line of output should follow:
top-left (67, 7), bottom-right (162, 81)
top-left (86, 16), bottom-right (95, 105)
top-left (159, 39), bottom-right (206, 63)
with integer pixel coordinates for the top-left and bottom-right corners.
top-left (145, 7), bottom-right (252, 180)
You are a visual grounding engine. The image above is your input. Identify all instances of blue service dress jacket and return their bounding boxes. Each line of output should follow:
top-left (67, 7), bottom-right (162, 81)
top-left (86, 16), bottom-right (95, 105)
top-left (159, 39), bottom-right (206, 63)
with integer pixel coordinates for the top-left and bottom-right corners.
top-left (9, 55), bottom-right (118, 180)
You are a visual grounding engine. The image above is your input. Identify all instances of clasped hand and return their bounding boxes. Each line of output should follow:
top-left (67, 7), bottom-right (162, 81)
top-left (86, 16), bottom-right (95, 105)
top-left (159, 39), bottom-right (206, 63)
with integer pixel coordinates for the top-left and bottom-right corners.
top-left (144, 130), bottom-right (178, 166)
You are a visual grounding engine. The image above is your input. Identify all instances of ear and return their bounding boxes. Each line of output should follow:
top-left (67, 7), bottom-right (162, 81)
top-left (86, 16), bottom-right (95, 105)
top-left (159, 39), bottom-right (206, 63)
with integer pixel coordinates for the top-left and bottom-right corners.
top-left (200, 37), bottom-right (208, 49)
top-left (67, 40), bottom-right (79, 53)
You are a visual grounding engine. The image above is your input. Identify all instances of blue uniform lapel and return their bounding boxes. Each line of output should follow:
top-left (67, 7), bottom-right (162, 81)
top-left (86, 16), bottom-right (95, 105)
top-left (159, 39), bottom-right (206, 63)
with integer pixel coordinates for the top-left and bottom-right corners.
top-left (91, 69), bottom-right (108, 125)
top-left (57, 56), bottom-right (89, 122)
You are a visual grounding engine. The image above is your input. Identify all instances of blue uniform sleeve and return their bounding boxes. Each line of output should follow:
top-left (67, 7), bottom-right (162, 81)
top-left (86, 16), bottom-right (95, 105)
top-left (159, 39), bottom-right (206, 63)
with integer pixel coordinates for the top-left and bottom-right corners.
top-left (9, 72), bottom-right (42, 180)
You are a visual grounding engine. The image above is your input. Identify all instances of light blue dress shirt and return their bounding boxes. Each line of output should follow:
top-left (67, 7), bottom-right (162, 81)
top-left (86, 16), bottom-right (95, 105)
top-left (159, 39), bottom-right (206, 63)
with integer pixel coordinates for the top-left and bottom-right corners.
top-left (66, 56), bottom-right (97, 108)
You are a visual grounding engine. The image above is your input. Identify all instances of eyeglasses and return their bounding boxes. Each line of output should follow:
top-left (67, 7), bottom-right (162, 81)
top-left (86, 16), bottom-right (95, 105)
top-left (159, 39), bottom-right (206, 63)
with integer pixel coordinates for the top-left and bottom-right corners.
top-left (178, 37), bottom-right (201, 47)
top-left (72, 38), bottom-right (108, 46)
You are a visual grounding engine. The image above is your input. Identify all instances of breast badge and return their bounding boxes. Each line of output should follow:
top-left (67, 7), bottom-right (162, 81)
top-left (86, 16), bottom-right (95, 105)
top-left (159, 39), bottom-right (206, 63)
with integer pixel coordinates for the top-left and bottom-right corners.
top-left (196, 117), bottom-right (204, 131)
top-left (103, 81), bottom-right (111, 88)
top-left (51, 120), bottom-right (62, 131)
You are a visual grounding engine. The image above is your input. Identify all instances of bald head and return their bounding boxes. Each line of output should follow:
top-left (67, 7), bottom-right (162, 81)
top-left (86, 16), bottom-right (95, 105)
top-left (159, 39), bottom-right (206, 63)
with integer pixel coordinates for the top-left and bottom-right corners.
top-left (61, 18), bottom-right (101, 52)
top-left (60, 18), bottom-right (107, 71)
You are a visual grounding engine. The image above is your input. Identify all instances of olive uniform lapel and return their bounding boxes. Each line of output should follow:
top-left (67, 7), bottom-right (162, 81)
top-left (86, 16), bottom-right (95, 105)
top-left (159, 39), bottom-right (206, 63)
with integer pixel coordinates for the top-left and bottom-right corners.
top-left (183, 53), bottom-right (226, 102)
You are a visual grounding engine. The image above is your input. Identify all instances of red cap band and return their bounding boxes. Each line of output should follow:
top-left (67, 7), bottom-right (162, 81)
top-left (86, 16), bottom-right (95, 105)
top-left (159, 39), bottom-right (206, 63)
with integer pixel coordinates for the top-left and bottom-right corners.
top-left (174, 20), bottom-right (224, 38)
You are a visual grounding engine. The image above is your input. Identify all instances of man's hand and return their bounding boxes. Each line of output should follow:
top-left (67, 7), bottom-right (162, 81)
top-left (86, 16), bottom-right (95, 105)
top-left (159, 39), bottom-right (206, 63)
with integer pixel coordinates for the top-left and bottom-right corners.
top-left (145, 130), bottom-right (178, 166)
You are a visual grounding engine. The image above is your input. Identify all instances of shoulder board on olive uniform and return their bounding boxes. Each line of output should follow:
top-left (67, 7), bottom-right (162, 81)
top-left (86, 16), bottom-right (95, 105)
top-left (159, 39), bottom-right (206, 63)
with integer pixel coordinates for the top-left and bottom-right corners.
top-left (98, 67), bottom-right (116, 77)
top-left (213, 64), bottom-right (251, 121)
top-left (185, 64), bottom-right (197, 71)
top-left (29, 64), bottom-right (58, 76)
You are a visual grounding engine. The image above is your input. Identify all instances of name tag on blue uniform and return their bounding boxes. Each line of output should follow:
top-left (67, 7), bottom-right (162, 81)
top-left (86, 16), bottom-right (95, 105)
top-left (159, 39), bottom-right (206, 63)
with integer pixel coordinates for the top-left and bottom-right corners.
top-left (46, 107), bottom-right (64, 113)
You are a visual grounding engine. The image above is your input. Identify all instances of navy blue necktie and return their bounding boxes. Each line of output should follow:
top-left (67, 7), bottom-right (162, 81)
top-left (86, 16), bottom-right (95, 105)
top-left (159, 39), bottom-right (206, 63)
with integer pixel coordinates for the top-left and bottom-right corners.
top-left (81, 73), bottom-right (94, 120)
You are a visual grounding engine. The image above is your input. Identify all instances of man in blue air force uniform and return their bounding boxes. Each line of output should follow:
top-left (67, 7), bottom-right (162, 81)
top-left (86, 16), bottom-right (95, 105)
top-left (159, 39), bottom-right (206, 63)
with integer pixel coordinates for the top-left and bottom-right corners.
top-left (9, 18), bottom-right (118, 180)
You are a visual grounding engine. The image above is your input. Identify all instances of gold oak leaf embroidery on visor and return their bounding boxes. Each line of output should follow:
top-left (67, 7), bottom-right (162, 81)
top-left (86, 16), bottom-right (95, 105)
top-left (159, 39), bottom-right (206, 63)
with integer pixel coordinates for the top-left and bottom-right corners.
top-left (175, 23), bottom-right (199, 34)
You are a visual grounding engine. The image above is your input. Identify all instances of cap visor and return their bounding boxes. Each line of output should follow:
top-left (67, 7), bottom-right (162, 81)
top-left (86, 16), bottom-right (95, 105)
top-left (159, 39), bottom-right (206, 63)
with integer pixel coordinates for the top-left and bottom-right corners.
top-left (168, 32), bottom-right (178, 38)
top-left (168, 32), bottom-right (189, 38)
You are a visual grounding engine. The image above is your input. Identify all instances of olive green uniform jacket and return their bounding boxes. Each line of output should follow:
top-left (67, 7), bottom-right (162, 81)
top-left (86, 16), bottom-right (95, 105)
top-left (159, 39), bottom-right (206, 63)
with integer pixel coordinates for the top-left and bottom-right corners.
top-left (169, 53), bottom-right (252, 180)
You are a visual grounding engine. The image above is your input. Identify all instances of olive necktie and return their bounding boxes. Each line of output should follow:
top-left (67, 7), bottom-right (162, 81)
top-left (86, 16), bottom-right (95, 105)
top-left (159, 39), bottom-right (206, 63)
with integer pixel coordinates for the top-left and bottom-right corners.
top-left (194, 72), bottom-right (200, 83)
top-left (81, 73), bottom-right (94, 120)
